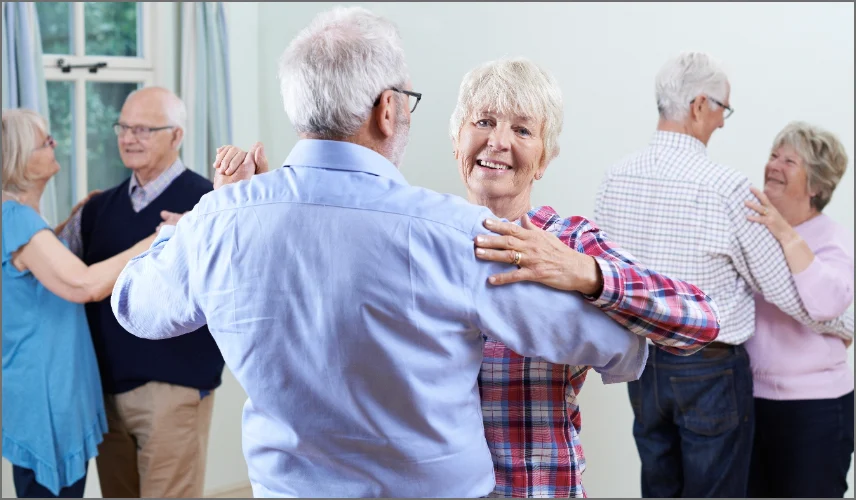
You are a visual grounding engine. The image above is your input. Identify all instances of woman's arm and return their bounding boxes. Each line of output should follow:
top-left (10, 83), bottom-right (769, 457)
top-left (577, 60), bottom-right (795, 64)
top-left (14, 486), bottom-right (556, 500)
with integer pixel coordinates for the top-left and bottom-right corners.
top-left (745, 186), bottom-right (854, 321)
top-left (474, 214), bottom-right (720, 356)
top-left (12, 230), bottom-right (156, 303)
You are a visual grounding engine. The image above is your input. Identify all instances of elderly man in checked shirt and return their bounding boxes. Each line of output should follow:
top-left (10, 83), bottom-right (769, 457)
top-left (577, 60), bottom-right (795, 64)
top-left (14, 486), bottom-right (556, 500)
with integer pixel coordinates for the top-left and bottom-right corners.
top-left (595, 52), bottom-right (853, 498)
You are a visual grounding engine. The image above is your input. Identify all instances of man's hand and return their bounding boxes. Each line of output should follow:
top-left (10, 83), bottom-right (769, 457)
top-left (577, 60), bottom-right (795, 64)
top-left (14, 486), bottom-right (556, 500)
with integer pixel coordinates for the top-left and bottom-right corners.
top-left (156, 210), bottom-right (187, 232)
top-left (212, 142), bottom-right (269, 190)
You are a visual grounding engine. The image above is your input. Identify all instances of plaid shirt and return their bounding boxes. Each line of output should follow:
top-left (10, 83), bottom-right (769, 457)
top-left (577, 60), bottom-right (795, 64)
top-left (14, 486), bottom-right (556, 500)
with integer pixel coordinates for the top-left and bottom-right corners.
top-left (479, 205), bottom-right (720, 498)
top-left (594, 131), bottom-right (852, 344)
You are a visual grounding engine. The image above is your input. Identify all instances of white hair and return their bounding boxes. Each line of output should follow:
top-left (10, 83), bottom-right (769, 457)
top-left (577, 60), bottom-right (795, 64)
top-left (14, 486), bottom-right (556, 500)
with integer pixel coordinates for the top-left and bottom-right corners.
top-left (655, 51), bottom-right (729, 122)
top-left (449, 58), bottom-right (564, 164)
top-left (125, 87), bottom-right (187, 150)
top-left (278, 6), bottom-right (410, 139)
top-left (2, 109), bottom-right (49, 193)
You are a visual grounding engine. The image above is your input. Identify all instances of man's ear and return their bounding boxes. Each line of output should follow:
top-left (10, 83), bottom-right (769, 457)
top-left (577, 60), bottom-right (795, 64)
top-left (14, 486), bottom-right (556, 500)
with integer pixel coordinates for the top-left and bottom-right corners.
top-left (172, 127), bottom-right (185, 150)
top-left (373, 90), bottom-right (396, 139)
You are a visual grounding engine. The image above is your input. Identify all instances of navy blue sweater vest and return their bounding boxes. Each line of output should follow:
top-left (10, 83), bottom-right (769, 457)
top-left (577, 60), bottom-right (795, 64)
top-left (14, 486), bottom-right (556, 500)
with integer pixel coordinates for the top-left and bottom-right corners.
top-left (81, 169), bottom-right (224, 394)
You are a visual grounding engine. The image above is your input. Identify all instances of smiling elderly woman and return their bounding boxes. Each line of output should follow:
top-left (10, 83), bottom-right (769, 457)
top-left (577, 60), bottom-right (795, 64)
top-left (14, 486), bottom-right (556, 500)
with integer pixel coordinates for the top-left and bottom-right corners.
top-left (742, 122), bottom-right (853, 498)
top-left (452, 58), bottom-right (721, 497)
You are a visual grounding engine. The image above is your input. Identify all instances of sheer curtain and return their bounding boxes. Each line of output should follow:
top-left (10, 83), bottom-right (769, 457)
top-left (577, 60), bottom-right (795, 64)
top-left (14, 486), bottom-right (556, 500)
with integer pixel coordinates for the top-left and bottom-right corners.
top-left (2, 2), bottom-right (59, 225)
top-left (179, 2), bottom-right (233, 179)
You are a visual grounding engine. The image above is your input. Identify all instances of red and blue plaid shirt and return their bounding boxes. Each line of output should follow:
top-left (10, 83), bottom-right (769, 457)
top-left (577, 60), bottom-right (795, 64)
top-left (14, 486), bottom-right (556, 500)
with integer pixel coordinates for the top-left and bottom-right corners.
top-left (478, 206), bottom-right (719, 498)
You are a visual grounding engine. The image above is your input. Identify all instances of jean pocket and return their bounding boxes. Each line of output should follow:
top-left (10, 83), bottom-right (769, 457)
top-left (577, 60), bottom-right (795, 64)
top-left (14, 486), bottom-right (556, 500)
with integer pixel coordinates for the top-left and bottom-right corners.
top-left (670, 369), bottom-right (739, 436)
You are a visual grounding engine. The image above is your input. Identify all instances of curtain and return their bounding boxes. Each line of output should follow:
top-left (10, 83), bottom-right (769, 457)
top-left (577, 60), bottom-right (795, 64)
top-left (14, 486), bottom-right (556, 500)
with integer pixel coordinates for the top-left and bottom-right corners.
top-left (179, 2), bottom-right (232, 179)
top-left (2, 1), bottom-right (59, 226)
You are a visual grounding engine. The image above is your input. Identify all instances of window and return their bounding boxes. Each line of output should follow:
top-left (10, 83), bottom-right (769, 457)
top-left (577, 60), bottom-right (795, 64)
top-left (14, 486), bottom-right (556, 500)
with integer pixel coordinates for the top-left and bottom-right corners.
top-left (37, 2), bottom-right (154, 220)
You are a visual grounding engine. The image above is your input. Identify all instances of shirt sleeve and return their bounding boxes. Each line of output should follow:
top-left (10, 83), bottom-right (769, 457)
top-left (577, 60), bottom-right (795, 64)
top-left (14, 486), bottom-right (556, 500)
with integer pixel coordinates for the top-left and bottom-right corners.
top-left (2, 202), bottom-right (51, 270)
top-left (56, 206), bottom-right (84, 259)
top-left (726, 180), bottom-right (853, 340)
top-left (468, 218), bottom-right (648, 384)
top-left (562, 216), bottom-right (720, 356)
top-left (111, 209), bottom-right (207, 339)
top-left (791, 235), bottom-right (854, 322)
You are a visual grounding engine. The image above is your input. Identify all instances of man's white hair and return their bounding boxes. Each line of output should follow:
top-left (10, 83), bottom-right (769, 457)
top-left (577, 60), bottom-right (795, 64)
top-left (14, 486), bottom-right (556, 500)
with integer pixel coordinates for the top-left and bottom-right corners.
top-left (655, 51), bottom-right (729, 122)
top-left (278, 6), bottom-right (409, 139)
top-left (449, 58), bottom-right (564, 164)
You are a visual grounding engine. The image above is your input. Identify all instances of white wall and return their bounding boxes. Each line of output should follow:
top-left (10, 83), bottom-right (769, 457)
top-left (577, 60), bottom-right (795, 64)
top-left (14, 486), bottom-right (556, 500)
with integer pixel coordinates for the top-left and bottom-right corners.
top-left (255, 2), bottom-right (854, 498)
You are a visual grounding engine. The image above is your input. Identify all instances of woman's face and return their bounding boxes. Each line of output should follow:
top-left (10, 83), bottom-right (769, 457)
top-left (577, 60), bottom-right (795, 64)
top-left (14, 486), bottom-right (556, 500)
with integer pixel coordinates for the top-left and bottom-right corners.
top-left (763, 143), bottom-right (813, 211)
top-left (26, 128), bottom-right (60, 184)
top-left (455, 109), bottom-right (546, 205)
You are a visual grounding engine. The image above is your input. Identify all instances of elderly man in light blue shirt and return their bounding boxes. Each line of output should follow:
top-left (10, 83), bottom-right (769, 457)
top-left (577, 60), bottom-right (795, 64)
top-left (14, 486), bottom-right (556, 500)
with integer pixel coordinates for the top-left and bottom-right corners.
top-left (111, 6), bottom-right (647, 498)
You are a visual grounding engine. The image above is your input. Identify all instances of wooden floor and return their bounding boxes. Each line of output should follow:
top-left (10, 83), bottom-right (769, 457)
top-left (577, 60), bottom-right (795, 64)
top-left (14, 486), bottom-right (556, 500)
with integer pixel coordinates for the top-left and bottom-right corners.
top-left (205, 483), bottom-right (254, 498)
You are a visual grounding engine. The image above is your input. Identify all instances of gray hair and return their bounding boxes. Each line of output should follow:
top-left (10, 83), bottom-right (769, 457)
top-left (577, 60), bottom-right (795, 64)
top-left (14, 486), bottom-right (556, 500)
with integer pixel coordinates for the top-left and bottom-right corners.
top-left (449, 58), bottom-right (564, 164)
top-left (772, 121), bottom-right (849, 212)
top-left (2, 108), bottom-right (48, 193)
top-left (278, 6), bottom-right (409, 139)
top-left (655, 51), bottom-right (729, 121)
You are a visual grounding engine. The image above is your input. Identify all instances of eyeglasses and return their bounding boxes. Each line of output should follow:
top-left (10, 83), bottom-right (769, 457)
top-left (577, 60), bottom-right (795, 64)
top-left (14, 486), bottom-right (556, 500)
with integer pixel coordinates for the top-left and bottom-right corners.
top-left (35, 135), bottom-right (56, 150)
top-left (690, 96), bottom-right (734, 119)
top-left (373, 87), bottom-right (422, 113)
top-left (113, 122), bottom-right (176, 140)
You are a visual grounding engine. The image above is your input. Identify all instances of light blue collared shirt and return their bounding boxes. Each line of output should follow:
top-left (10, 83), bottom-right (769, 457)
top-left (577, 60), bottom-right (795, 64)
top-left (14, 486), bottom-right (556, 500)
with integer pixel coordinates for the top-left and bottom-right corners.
top-left (113, 139), bottom-right (647, 498)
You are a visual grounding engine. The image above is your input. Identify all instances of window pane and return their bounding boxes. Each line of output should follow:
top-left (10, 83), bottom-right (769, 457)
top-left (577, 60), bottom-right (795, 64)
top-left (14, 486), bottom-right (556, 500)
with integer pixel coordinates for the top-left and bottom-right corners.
top-left (36, 2), bottom-right (73, 55)
top-left (84, 2), bottom-right (140, 57)
top-left (86, 82), bottom-right (139, 192)
top-left (46, 81), bottom-right (76, 220)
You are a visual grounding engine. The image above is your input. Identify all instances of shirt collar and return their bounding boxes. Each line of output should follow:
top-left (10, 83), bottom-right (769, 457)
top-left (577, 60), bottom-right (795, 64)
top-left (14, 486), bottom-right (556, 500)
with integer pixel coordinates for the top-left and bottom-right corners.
top-left (128, 158), bottom-right (187, 195)
top-left (282, 139), bottom-right (408, 185)
top-left (650, 130), bottom-right (708, 156)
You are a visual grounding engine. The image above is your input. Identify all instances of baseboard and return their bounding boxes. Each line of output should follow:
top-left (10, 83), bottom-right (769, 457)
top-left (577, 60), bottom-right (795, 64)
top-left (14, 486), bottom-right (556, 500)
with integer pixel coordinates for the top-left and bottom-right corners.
top-left (204, 481), bottom-right (253, 498)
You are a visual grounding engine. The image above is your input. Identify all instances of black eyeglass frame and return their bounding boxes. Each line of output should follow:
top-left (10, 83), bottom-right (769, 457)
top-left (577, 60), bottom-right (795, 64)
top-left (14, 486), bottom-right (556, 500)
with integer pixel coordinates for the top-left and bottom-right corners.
top-left (373, 87), bottom-right (422, 113)
top-left (690, 95), bottom-right (733, 119)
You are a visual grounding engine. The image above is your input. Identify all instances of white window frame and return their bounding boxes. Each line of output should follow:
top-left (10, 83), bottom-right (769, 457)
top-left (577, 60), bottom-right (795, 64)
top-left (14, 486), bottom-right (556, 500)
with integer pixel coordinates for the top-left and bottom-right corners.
top-left (42, 2), bottom-right (156, 204)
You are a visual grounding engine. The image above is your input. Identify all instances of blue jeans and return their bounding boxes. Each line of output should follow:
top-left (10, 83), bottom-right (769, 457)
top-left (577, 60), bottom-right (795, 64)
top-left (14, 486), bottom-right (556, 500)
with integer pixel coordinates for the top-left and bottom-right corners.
top-left (627, 343), bottom-right (754, 497)
top-left (13, 462), bottom-right (88, 498)
top-left (749, 391), bottom-right (854, 497)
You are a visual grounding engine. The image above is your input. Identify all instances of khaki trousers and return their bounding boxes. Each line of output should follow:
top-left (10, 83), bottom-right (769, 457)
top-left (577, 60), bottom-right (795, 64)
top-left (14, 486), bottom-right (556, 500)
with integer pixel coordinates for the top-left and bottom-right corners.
top-left (96, 381), bottom-right (215, 498)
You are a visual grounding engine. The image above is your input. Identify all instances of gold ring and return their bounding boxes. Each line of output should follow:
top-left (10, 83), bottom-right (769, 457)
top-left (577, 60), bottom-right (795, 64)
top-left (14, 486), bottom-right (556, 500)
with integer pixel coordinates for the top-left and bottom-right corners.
top-left (511, 251), bottom-right (522, 266)
top-left (762, 208), bottom-right (769, 216)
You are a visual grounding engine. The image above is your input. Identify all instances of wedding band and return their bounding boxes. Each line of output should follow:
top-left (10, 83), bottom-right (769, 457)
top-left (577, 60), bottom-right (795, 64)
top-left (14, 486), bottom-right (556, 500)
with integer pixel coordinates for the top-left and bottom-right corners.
top-left (511, 251), bottom-right (522, 266)
top-left (762, 208), bottom-right (768, 216)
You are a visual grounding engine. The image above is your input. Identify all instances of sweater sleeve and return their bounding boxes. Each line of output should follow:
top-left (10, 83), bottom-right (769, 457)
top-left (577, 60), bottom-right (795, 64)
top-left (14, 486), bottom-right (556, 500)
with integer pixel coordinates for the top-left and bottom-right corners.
top-left (791, 230), bottom-right (854, 322)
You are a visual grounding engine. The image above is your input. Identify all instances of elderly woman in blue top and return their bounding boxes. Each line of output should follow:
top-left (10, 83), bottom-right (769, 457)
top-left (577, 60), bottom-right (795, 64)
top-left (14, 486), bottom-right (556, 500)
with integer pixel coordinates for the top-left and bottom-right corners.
top-left (1, 109), bottom-right (156, 498)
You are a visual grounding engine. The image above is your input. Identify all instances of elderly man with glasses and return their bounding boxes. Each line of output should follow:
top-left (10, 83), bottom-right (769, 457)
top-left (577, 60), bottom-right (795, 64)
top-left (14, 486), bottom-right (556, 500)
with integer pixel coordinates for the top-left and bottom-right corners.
top-left (594, 51), bottom-right (851, 498)
top-left (57, 86), bottom-right (224, 499)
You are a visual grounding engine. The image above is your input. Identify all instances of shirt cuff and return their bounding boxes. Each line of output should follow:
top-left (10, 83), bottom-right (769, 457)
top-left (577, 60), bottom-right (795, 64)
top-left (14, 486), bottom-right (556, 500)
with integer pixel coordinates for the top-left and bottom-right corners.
top-left (585, 256), bottom-right (625, 309)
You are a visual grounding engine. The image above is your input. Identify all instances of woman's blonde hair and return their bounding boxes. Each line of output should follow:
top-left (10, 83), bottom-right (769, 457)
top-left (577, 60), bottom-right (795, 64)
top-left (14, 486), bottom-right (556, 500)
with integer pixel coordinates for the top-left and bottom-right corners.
top-left (2, 108), bottom-right (49, 193)
top-left (772, 121), bottom-right (849, 212)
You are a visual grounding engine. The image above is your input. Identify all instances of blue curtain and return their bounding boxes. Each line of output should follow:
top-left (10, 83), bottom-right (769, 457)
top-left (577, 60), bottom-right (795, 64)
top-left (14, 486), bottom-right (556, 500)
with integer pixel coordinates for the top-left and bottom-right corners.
top-left (179, 2), bottom-right (233, 179)
top-left (2, 1), bottom-right (59, 225)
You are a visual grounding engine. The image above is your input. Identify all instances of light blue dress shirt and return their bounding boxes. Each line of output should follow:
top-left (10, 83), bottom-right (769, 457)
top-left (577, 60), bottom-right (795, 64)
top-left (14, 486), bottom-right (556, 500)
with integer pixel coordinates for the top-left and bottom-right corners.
top-left (112, 139), bottom-right (647, 498)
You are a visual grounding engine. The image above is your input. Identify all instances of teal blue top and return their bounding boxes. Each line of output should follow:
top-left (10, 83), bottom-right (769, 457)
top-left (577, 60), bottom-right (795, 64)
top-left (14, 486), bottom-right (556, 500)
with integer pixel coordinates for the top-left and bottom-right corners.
top-left (2, 200), bottom-right (107, 495)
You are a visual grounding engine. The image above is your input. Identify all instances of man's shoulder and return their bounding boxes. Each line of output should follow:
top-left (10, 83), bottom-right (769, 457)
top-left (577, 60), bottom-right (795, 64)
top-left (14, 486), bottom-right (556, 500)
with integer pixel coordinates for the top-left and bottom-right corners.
top-left (195, 169), bottom-right (493, 238)
top-left (604, 145), bottom-right (750, 198)
top-left (175, 168), bottom-right (214, 192)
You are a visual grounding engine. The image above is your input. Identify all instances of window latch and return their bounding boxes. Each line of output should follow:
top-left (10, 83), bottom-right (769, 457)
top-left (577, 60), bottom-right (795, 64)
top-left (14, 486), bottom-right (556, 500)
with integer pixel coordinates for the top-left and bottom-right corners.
top-left (56, 59), bottom-right (108, 74)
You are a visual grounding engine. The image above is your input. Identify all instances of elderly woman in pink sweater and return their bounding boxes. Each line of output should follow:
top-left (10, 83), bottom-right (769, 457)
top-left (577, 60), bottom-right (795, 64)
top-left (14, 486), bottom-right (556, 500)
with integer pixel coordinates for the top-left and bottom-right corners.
top-left (743, 121), bottom-right (853, 498)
